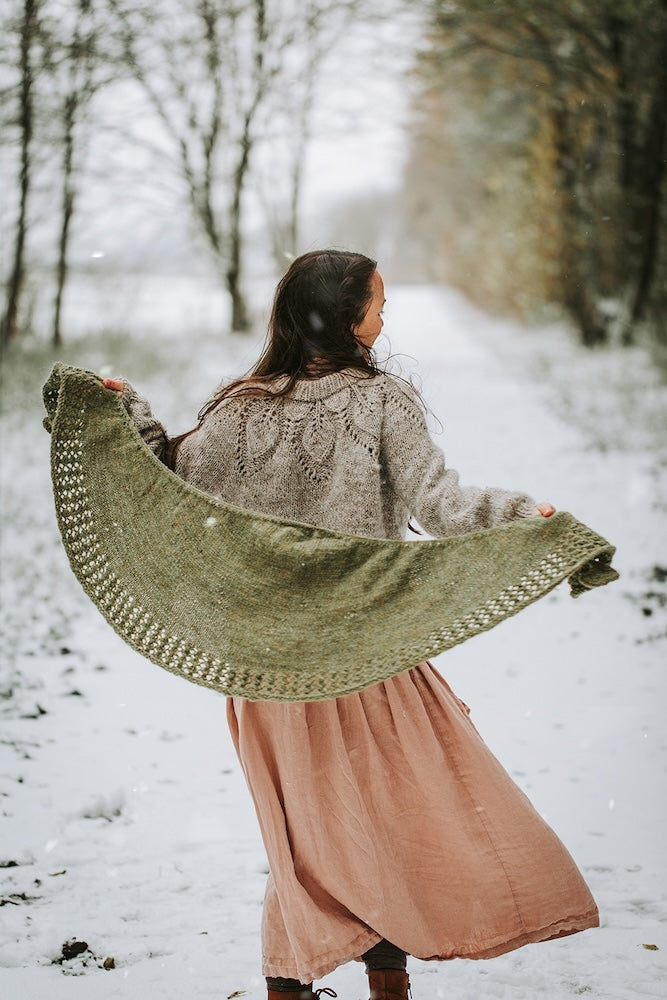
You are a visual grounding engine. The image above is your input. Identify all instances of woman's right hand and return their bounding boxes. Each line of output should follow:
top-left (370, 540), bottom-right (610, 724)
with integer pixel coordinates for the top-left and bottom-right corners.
top-left (532, 502), bottom-right (556, 517)
top-left (102, 377), bottom-right (124, 392)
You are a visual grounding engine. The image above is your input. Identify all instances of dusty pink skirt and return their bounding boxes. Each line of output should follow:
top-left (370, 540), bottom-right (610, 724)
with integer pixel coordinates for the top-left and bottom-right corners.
top-left (227, 662), bottom-right (598, 983)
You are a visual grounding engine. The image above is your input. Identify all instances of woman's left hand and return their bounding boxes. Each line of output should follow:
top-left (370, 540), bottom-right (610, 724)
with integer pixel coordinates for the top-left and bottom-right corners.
top-left (532, 502), bottom-right (556, 517)
top-left (102, 377), bottom-right (124, 392)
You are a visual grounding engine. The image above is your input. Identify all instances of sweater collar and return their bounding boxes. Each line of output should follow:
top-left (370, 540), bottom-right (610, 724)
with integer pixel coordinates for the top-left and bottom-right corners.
top-left (273, 369), bottom-right (378, 401)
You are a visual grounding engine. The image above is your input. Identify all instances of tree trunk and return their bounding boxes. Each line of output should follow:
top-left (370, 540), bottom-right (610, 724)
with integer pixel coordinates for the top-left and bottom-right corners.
top-left (53, 94), bottom-right (77, 347)
top-left (226, 267), bottom-right (249, 333)
top-left (608, 13), bottom-right (636, 193)
top-left (227, 121), bottom-right (251, 332)
top-left (286, 82), bottom-right (315, 258)
top-left (225, 0), bottom-right (267, 333)
top-left (626, 23), bottom-right (667, 339)
top-left (549, 102), bottom-right (607, 347)
top-left (1, 0), bottom-right (38, 346)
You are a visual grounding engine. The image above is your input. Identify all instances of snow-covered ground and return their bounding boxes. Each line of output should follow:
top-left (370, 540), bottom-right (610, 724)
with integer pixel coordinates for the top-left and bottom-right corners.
top-left (1, 282), bottom-right (666, 1000)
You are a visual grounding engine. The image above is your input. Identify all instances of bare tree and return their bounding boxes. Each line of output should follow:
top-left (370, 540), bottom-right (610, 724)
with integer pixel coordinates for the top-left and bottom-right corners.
top-left (108, 0), bottom-right (292, 331)
top-left (44, 0), bottom-right (103, 346)
top-left (109, 0), bottom-right (388, 329)
top-left (1, 0), bottom-right (42, 346)
top-left (258, 0), bottom-right (365, 263)
top-left (2, 0), bottom-right (110, 347)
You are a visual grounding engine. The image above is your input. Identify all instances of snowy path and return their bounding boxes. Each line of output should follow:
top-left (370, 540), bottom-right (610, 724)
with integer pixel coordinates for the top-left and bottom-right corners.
top-left (1, 285), bottom-right (665, 999)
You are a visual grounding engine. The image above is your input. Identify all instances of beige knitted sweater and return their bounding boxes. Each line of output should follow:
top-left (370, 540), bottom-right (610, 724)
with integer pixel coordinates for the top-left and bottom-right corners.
top-left (125, 369), bottom-right (535, 541)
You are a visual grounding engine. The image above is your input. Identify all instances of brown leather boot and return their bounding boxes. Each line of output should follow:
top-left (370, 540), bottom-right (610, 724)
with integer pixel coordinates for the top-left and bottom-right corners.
top-left (267, 992), bottom-right (315, 1000)
top-left (268, 989), bottom-right (337, 1000)
top-left (368, 969), bottom-right (410, 1000)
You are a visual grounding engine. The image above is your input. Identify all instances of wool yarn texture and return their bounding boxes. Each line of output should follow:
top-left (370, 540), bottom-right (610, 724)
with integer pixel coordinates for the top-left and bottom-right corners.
top-left (43, 364), bottom-right (619, 702)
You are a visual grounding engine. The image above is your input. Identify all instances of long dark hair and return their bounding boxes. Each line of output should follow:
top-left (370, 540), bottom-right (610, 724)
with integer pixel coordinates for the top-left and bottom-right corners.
top-left (165, 250), bottom-right (381, 468)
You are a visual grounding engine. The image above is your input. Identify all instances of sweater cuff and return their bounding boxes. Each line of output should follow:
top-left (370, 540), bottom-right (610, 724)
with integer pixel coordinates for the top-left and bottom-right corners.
top-left (120, 381), bottom-right (168, 458)
top-left (121, 382), bottom-right (156, 428)
top-left (514, 499), bottom-right (537, 519)
top-left (119, 380), bottom-right (144, 417)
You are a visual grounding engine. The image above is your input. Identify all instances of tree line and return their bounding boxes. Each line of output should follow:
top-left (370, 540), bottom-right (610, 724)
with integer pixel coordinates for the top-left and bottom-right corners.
top-left (3, 1), bottom-right (666, 351)
top-left (1, 0), bottom-right (371, 346)
top-left (399, 0), bottom-right (667, 348)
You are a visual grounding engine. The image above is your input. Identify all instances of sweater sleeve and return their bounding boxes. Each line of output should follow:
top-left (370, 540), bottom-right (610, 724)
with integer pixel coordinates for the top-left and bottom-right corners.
top-left (380, 379), bottom-right (535, 537)
top-left (120, 382), bottom-right (168, 460)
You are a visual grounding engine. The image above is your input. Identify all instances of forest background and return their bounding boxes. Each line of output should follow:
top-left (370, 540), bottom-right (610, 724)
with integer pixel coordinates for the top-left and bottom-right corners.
top-left (2, 0), bottom-right (666, 356)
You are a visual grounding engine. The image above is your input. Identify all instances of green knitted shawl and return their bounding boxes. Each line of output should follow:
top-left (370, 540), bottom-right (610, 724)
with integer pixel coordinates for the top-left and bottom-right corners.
top-left (43, 363), bottom-right (618, 702)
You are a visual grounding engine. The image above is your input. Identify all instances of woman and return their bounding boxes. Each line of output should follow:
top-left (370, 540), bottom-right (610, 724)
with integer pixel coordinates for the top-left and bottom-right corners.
top-left (104, 250), bottom-right (597, 1000)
